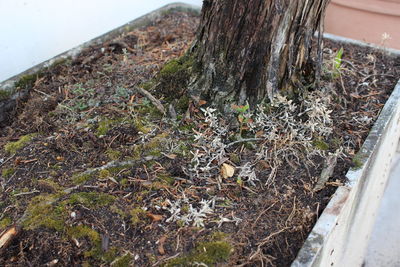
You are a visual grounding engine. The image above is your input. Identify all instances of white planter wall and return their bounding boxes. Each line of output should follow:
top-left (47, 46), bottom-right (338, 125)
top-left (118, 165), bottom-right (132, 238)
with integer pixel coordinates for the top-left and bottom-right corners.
top-left (0, 0), bottom-right (202, 82)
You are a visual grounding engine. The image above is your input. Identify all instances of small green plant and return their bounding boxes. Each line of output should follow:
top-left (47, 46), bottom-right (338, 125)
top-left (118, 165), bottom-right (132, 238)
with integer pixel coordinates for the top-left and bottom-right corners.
top-left (232, 103), bottom-right (251, 137)
top-left (332, 47), bottom-right (344, 78)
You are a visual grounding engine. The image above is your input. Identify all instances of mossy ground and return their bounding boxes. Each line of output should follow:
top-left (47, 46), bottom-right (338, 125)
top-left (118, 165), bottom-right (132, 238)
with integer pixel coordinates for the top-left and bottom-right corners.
top-left (3, 133), bottom-right (36, 154)
top-left (0, 10), bottom-right (395, 267)
top-left (163, 232), bottom-right (232, 266)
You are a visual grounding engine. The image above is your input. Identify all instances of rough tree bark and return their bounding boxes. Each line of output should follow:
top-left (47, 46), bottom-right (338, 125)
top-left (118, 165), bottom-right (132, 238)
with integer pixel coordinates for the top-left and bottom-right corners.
top-left (188, 0), bottom-right (330, 110)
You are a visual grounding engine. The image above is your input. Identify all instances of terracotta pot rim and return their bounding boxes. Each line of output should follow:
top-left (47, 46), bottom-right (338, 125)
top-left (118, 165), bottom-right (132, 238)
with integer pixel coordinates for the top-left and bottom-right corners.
top-left (332, 0), bottom-right (400, 17)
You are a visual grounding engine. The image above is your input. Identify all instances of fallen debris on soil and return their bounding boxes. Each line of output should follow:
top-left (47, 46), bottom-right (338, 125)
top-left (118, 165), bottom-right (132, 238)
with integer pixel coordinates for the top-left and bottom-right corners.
top-left (0, 11), bottom-right (399, 267)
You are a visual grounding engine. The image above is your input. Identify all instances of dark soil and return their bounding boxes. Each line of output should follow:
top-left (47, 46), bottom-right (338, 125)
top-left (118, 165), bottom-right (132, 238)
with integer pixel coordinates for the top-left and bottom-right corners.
top-left (0, 11), bottom-right (399, 267)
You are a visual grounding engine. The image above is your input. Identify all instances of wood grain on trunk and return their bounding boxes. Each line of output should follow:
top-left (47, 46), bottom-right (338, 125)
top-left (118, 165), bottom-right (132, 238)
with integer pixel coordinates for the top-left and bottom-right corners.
top-left (189, 0), bottom-right (330, 109)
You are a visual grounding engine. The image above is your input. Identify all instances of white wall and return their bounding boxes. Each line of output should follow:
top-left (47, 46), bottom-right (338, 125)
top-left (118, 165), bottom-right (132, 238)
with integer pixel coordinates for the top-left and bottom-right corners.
top-left (0, 0), bottom-right (202, 82)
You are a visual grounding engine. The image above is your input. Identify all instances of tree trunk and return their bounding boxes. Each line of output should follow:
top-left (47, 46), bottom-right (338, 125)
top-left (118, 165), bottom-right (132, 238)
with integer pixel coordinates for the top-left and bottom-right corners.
top-left (189, 0), bottom-right (330, 110)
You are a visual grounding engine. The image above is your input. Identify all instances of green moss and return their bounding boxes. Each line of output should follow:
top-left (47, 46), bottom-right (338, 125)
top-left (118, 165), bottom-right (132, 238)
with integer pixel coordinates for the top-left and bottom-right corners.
top-left (160, 59), bottom-right (181, 77)
top-left (177, 123), bottom-right (195, 132)
top-left (157, 174), bottom-right (175, 185)
top-left (2, 167), bottom-right (15, 178)
top-left (109, 165), bottom-right (131, 174)
top-left (14, 73), bottom-right (41, 89)
top-left (132, 117), bottom-right (151, 134)
top-left (313, 138), bottom-right (329, 151)
top-left (67, 192), bottom-right (115, 208)
top-left (176, 95), bottom-right (190, 113)
top-left (67, 225), bottom-right (100, 242)
top-left (163, 232), bottom-right (232, 266)
top-left (163, 241), bottom-right (232, 266)
top-left (0, 217), bottom-right (12, 229)
top-left (140, 80), bottom-right (156, 91)
top-left (22, 194), bottom-right (66, 231)
top-left (157, 55), bottom-right (195, 99)
top-left (96, 119), bottom-right (120, 137)
top-left (176, 142), bottom-right (190, 158)
top-left (129, 207), bottom-right (147, 226)
top-left (229, 153), bottom-right (240, 165)
top-left (72, 173), bottom-right (93, 185)
top-left (67, 226), bottom-right (121, 262)
top-left (120, 178), bottom-right (129, 187)
top-left (142, 133), bottom-right (169, 157)
top-left (111, 253), bottom-right (133, 267)
top-left (102, 247), bottom-right (119, 263)
top-left (4, 133), bottom-right (36, 154)
top-left (106, 149), bottom-right (122, 161)
top-left (99, 169), bottom-right (111, 179)
top-left (38, 179), bottom-right (63, 192)
top-left (0, 90), bottom-right (13, 101)
top-left (131, 144), bottom-right (142, 160)
top-left (352, 156), bottom-right (363, 169)
top-left (110, 205), bottom-right (127, 218)
top-left (66, 225), bottom-right (102, 259)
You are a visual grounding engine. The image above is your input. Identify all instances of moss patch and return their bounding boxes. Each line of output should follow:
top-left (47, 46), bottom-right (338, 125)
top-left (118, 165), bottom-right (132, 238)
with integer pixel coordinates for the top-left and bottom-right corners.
top-left (0, 90), bottom-right (13, 101)
top-left (14, 73), bottom-right (40, 90)
top-left (132, 117), bottom-right (151, 134)
top-left (4, 133), bottom-right (36, 155)
top-left (111, 253), bottom-right (133, 267)
top-left (67, 192), bottom-right (115, 208)
top-left (106, 149), bottom-right (122, 161)
top-left (156, 55), bottom-right (195, 100)
top-left (163, 233), bottom-right (232, 266)
top-left (129, 207), bottom-right (147, 226)
top-left (37, 179), bottom-right (63, 192)
top-left (352, 155), bottom-right (364, 169)
top-left (72, 172), bottom-right (94, 185)
top-left (22, 194), bottom-right (66, 231)
top-left (66, 225), bottom-right (103, 259)
top-left (96, 119), bottom-right (120, 137)
top-left (2, 167), bottom-right (15, 178)
top-left (0, 217), bottom-right (12, 229)
top-left (313, 138), bottom-right (329, 151)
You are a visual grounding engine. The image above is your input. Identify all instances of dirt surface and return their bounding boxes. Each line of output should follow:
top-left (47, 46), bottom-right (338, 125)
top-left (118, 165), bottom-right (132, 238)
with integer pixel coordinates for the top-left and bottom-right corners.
top-left (0, 11), bottom-right (399, 267)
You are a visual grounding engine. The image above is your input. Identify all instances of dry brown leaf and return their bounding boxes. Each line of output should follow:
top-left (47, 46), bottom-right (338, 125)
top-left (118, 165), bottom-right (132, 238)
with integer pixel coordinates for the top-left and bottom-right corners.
top-left (198, 100), bottom-right (207, 106)
top-left (158, 235), bottom-right (167, 255)
top-left (164, 153), bottom-right (177, 160)
top-left (221, 163), bottom-right (235, 179)
top-left (147, 212), bottom-right (164, 222)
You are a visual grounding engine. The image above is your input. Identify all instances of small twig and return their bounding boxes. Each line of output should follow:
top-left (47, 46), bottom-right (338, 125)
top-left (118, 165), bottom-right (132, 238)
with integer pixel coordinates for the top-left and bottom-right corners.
top-left (33, 88), bottom-right (52, 98)
top-left (13, 190), bottom-right (40, 197)
top-left (0, 226), bottom-right (20, 251)
top-left (134, 86), bottom-right (166, 115)
top-left (153, 253), bottom-right (181, 267)
top-left (0, 155), bottom-right (15, 168)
